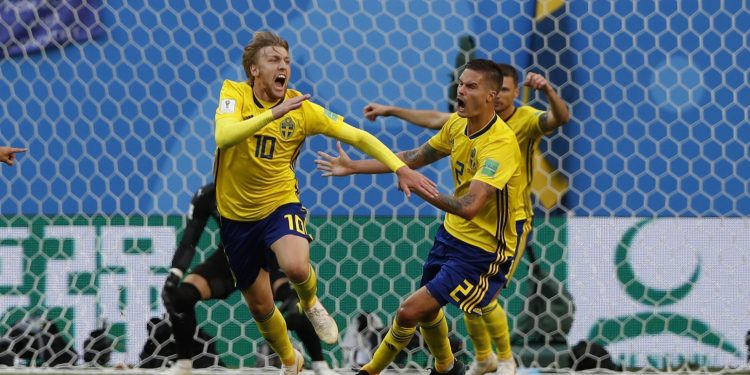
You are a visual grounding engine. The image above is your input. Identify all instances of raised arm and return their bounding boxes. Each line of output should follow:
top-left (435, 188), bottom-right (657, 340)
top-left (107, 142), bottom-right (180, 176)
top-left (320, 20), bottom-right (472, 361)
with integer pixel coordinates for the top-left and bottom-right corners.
top-left (523, 72), bottom-right (570, 133)
top-left (364, 103), bottom-right (451, 130)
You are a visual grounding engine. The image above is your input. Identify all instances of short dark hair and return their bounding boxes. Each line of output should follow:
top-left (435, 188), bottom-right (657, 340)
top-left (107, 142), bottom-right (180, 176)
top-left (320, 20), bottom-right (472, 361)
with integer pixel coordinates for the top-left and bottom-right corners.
top-left (464, 59), bottom-right (503, 91)
top-left (496, 63), bottom-right (519, 86)
top-left (242, 31), bottom-right (289, 84)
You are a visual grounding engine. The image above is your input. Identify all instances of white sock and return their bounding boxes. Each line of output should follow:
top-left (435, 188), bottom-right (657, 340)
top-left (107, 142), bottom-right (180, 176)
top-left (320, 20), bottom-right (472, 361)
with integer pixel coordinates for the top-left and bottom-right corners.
top-left (175, 359), bottom-right (192, 369)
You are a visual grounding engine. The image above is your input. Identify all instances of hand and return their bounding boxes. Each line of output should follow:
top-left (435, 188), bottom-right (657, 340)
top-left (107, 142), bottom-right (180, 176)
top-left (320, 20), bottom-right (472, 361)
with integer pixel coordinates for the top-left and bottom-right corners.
top-left (272, 94), bottom-right (311, 119)
top-left (395, 166), bottom-right (439, 199)
top-left (315, 141), bottom-right (355, 176)
top-left (161, 272), bottom-right (181, 315)
top-left (0, 146), bottom-right (27, 166)
top-left (523, 72), bottom-right (550, 91)
top-left (363, 103), bottom-right (391, 121)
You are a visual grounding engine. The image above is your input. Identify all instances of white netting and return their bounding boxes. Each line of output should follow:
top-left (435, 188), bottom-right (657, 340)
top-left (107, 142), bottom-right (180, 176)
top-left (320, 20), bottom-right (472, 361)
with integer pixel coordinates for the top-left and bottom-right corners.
top-left (0, 0), bottom-right (749, 372)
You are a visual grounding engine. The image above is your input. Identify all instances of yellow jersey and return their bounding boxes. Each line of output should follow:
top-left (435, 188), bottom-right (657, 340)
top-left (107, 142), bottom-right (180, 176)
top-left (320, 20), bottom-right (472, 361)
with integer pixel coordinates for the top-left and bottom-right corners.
top-left (213, 80), bottom-right (404, 221)
top-left (428, 113), bottom-right (525, 259)
top-left (504, 105), bottom-right (545, 221)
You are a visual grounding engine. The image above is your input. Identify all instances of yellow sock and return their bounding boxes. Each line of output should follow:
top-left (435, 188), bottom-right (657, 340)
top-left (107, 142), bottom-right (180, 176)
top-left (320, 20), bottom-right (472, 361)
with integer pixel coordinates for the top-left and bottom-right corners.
top-left (362, 319), bottom-right (416, 375)
top-left (420, 309), bottom-right (454, 372)
top-left (482, 300), bottom-right (512, 360)
top-left (256, 307), bottom-right (296, 365)
top-left (291, 265), bottom-right (317, 310)
top-left (464, 312), bottom-right (492, 361)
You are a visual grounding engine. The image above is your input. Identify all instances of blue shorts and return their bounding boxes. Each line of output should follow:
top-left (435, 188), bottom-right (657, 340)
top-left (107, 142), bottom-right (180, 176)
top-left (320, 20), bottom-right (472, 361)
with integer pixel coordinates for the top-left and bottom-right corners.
top-left (504, 219), bottom-right (532, 288)
top-left (421, 226), bottom-right (515, 315)
top-left (220, 203), bottom-right (312, 290)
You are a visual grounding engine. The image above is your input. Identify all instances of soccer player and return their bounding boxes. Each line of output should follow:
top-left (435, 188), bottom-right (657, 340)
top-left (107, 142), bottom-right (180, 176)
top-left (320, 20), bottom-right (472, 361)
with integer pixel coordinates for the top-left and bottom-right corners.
top-left (361, 64), bottom-right (570, 375)
top-left (315, 59), bottom-right (525, 375)
top-left (161, 183), bottom-right (341, 375)
top-left (213, 31), bottom-right (437, 375)
top-left (0, 146), bottom-right (26, 166)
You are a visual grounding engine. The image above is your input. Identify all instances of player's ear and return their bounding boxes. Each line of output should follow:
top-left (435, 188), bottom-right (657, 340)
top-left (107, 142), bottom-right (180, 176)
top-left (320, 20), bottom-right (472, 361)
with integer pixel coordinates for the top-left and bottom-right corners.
top-left (487, 89), bottom-right (497, 103)
top-left (250, 64), bottom-right (259, 78)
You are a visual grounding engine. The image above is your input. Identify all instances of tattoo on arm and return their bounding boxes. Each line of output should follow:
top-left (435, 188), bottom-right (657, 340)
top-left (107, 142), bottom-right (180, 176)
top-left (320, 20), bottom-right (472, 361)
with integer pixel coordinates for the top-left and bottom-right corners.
top-left (436, 182), bottom-right (495, 216)
top-left (421, 143), bottom-right (447, 164)
top-left (437, 192), bottom-right (477, 215)
top-left (403, 143), bottom-right (447, 167)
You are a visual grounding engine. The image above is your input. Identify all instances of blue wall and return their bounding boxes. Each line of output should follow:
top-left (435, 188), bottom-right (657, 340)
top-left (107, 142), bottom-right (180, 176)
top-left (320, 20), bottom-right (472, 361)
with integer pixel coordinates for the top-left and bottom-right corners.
top-left (1, 0), bottom-right (748, 217)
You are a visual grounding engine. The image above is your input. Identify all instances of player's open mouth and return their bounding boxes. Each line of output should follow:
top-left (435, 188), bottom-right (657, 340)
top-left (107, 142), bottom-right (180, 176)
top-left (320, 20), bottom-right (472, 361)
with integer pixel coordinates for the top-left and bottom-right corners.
top-left (274, 74), bottom-right (286, 89)
top-left (456, 98), bottom-right (465, 111)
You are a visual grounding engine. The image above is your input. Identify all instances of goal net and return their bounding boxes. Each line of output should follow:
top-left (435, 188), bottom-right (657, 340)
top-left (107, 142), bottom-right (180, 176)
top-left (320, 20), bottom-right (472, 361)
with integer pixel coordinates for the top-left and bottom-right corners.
top-left (1, 0), bottom-right (748, 372)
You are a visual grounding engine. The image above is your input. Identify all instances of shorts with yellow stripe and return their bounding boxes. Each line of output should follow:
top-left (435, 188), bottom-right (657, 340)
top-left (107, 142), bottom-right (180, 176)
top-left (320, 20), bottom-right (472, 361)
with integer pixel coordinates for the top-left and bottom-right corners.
top-left (504, 218), bottom-right (533, 287)
top-left (421, 225), bottom-right (513, 315)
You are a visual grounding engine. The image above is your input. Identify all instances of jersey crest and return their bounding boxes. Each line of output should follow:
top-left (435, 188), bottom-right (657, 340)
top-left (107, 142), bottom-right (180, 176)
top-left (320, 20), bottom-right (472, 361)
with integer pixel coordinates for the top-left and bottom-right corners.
top-left (469, 148), bottom-right (477, 171)
top-left (280, 117), bottom-right (295, 139)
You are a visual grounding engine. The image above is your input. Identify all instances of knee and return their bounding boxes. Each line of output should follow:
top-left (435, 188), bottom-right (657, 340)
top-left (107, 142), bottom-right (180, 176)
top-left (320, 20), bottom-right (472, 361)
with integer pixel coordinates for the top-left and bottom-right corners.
top-left (395, 304), bottom-right (419, 327)
top-left (283, 264), bottom-right (310, 284)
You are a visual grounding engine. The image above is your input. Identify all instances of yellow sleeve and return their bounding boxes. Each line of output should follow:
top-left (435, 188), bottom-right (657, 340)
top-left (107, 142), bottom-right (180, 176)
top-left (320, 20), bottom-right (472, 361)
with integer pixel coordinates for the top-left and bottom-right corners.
top-left (427, 115), bottom-right (455, 154)
top-left (523, 106), bottom-right (545, 139)
top-left (304, 102), bottom-right (405, 172)
top-left (214, 80), bottom-right (275, 149)
top-left (471, 135), bottom-right (520, 191)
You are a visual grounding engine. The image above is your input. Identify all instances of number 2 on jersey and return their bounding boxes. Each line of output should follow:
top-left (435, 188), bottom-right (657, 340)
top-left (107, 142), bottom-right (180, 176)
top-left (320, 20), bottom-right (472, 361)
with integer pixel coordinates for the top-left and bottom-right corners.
top-left (454, 161), bottom-right (465, 184)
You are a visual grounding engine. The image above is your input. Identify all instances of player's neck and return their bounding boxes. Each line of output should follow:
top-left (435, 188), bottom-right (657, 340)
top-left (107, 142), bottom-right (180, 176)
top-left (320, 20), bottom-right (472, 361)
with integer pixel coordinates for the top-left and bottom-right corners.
top-left (498, 105), bottom-right (516, 122)
top-left (466, 110), bottom-right (496, 136)
top-left (252, 84), bottom-right (282, 105)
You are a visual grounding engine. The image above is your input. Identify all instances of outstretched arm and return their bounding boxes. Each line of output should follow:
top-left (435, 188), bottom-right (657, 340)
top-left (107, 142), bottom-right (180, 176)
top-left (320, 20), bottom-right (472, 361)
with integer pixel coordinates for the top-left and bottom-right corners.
top-left (523, 72), bottom-right (570, 133)
top-left (323, 124), bottom-right (440, 197)
top-left (317, 145), bottom-right (493, 220)
top-left (316, 141), bottom-right (448, 175)
top-left (364, 103), bottom-right (451, 130)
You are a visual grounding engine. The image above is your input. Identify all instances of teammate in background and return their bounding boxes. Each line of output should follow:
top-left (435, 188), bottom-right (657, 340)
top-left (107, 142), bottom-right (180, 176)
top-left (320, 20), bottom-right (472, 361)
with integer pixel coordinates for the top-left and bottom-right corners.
top-left (0, 146), bottom-right (26, 166)
top-left (161, 183), bottom-right (340, 375)
top-left (213, 31), bottom-right (437, 375)
top-left (361, 64), bottom-right (570, 375)
top-left (316, 59), bottom-right (525, 375)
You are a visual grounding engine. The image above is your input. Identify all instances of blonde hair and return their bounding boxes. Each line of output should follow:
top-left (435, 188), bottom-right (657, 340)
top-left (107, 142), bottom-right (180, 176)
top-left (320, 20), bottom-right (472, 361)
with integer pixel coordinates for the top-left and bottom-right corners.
top-left (242, 31), bottom-right (289, 84)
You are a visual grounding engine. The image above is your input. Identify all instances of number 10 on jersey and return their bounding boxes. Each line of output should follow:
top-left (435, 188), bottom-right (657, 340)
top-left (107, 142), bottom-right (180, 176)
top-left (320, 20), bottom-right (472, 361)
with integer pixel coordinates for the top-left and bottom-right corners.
top-left (284, 214), bottom-right (307, 234)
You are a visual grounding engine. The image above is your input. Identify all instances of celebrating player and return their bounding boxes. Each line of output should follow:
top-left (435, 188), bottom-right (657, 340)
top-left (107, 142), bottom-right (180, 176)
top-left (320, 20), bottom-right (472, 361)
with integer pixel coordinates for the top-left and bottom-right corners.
top-left (316, 59), bottom-right (525, 375)
top-left (161, 183), bottom-right (341, 375)
top-left (213, 31), bottom-right (437, 375)
top-left (361, 63), bottom-right (570, 375)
